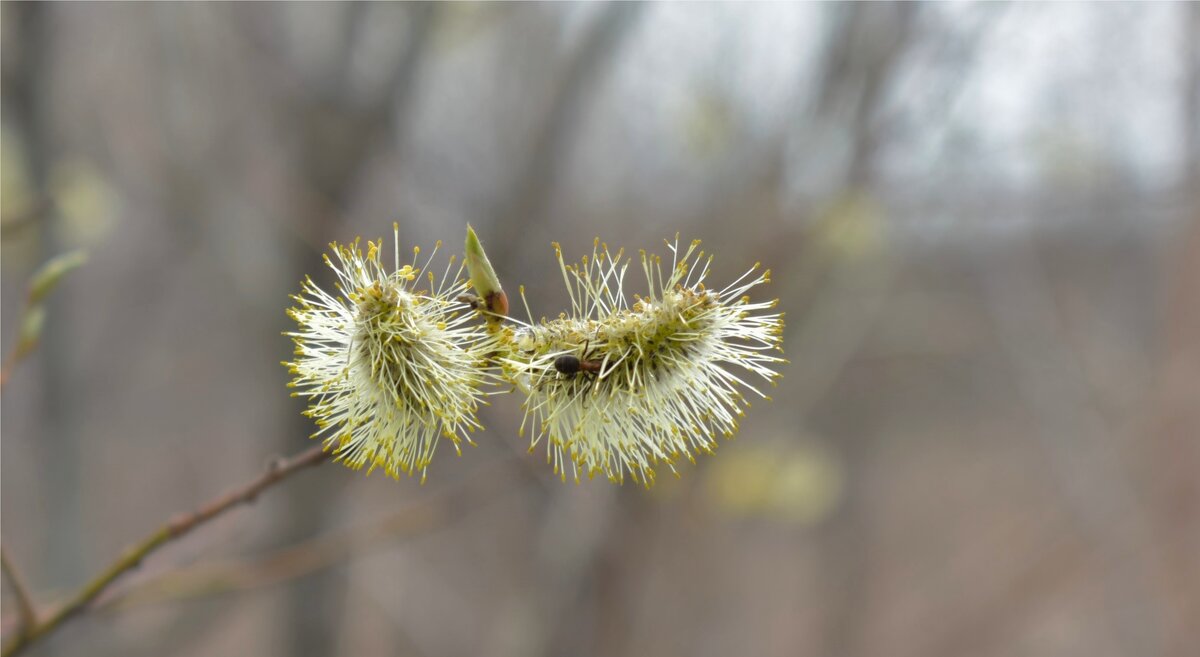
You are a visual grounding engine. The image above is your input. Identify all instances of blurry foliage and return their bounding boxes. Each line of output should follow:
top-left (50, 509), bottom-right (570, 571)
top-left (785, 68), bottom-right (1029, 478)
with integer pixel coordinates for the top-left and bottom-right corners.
top-left (433, 3), bottom-right (506, 53)
top-left (1, 129), bottom-right (34, 223)
top-left (48, 157), bottom-right (119, 248)
top-left (706, 442), bottom-right (844, 526)
top-left (27, 249), bottom-right (87, 305)
top-left (812, 192), bottom-right (886, 262)
top-left (682, 90), bottom-right (736, 158)
top-left (6, 249), bottom-right (86, 371)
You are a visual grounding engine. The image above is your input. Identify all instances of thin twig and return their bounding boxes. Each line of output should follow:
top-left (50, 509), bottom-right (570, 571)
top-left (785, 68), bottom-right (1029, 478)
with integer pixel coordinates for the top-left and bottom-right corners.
top-left (0, 445), bottom-right (331, 657)
top-left (0, 344), bottom-right (26, 392)
top-left (96, 458), bottom-right (523, 612)
top-left (0, 548), bottom-right (37, 637)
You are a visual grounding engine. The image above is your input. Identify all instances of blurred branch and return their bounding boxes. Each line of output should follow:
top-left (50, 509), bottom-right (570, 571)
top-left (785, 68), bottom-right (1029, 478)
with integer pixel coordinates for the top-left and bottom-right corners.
top-left (924, 535), bottom-right (1086, 657)
top-left (820, 19), bottom-right (919, 657)
top-left (0, 549), bottom-right (37, 640)
top-left (494, 3), bottom-right (644, 263)
top-left (93, 458), bottom-right (522, 613)
top-left (1149, 209), bottom-right (1200, 657)
top-left (980, 232), bottom-right (1166, 656)
top-left (0, 198), bottom-right (51, 239)
top-left (0, 445), bottom-right (331, 657)
top-left (6, 0), bottom-right (89, 603)
top-left (1185, 3), bottom-right (1200, 187)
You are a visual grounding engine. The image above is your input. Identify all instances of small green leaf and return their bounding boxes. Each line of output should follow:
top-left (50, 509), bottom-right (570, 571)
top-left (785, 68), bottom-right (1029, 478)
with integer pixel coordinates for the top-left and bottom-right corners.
top-left (29, 249), bottom-right (87, 304)
top-left (464, 225), bottom-right (507, 324)
top-left (16, 304), bottom-right (45, 359)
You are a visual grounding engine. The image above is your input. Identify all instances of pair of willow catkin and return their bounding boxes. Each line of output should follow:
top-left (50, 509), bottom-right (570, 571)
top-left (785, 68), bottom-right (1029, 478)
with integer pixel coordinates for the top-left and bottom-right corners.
top-left (285, 227), bottom-right (784, 486)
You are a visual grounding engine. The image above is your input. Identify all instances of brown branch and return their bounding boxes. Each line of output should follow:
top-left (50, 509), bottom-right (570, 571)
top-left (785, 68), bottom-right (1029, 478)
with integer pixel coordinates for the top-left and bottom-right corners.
top-left (0, 353), bottom-right (18, 393)
top-left (0, 548), bottom-right (37, 638)
top-left (95, 458), bottom-right (522, 612)
top-left (0, 307), bottom-right (35, 392)
top-left (0, 445), bottom-right (331, 657)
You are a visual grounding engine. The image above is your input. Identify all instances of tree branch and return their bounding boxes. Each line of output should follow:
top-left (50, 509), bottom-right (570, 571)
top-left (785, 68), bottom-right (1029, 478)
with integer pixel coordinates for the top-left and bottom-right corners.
top-left (0, 548), bottom-right (37, 638)
top-left (96, 458), bottom-right (523, 612)
top-left (0, 445), bottom-right (332, 657)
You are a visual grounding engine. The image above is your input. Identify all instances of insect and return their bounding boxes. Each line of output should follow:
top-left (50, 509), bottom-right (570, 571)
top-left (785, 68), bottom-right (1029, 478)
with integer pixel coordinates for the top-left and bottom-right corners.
top-left (554, 340), bottom-right (604, 376)
top-left (457, 291), bottom-right (509, 317)
top-left (457, 293), bottom-right (484, 311)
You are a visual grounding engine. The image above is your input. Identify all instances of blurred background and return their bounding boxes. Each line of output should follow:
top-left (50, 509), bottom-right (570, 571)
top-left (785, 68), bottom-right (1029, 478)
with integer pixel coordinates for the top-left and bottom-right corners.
top-left (2, 3), bottom-right (1198, 656)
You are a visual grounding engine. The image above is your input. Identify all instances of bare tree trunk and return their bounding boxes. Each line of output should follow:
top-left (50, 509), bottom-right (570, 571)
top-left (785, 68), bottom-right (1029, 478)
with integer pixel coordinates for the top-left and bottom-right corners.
top-left (805, 6), bottom-right (917, 657)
